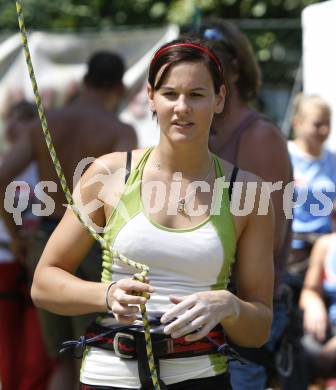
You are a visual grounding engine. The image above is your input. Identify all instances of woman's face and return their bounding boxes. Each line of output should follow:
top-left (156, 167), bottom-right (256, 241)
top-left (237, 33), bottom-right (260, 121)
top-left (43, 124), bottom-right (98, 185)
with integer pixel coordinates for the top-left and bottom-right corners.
top-left (294, 104), bottom-right (330, 146)
top-left (148, 61), bottom-right (225, 145)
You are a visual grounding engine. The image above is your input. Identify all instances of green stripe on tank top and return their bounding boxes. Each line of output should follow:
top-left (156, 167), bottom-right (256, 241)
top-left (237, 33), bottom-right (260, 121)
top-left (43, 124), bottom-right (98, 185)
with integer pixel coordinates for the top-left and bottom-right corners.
top-left (101, 149), bottom-right (237, 375)
top-left (101, 147), bottom-right (153, 283)
top-left (209, 156), bottom-right (237, 374)
top-left (210, 156), bottom-right (236, 290)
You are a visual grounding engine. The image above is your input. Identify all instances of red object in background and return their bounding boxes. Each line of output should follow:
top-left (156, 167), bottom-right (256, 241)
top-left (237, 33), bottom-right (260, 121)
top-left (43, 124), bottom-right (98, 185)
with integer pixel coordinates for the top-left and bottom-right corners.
top-left (0, 261), bottom-right (54, 390)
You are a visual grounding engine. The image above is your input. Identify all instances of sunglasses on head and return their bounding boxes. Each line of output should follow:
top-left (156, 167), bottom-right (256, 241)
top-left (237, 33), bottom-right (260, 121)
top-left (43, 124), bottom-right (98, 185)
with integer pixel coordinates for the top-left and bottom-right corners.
top-left (202, 27), bottom-right (225, 41)
top-left (197, 26), bottom-right (237, 59)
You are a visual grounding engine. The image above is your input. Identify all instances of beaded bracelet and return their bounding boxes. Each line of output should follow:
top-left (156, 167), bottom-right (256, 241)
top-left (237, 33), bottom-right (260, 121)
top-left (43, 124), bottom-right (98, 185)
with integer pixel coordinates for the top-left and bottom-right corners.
top-left (105, 281), bottom-right (117, 312)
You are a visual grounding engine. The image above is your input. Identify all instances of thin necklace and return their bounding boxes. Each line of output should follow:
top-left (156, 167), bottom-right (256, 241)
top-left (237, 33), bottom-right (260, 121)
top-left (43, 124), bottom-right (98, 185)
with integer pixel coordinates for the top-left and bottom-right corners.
top-left (154, 158), bottom-right (214, 216)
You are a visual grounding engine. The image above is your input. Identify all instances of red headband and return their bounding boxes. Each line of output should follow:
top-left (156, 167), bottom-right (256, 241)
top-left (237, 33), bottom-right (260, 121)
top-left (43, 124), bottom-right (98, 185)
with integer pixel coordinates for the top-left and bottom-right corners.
top-left (151, 43), bottom-right (223, 75)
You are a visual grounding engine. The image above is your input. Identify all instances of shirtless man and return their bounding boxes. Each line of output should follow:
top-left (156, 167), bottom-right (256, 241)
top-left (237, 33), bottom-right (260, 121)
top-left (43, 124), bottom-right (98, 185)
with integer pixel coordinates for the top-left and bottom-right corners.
top-left (0, 51), bottom-right (136, 247)
top-left (0, 51), bottom-right (137, 390)
top-left (197, 19), bottom-right (293, 389)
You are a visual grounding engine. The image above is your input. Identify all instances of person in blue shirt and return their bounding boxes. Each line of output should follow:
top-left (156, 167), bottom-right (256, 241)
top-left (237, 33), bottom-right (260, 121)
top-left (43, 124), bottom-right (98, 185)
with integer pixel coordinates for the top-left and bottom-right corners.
top-left (279, 93), bottom-right (336, 390)
top-left (195, 19), bottom-right (292, 390)
top-left (288, 93), bottom-right (336, 277)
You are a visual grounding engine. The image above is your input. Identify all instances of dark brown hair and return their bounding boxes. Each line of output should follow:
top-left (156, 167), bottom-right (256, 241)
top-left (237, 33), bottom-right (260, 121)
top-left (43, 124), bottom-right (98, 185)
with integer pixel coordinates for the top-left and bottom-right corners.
top-left (197, 18), bottom-right (261, 102)
top-left (148, 37), bottom-right (225, 94)
top-left (6, 100), bottom-right (37, 121)
top-left (84, 51), bottom-right (125, 90)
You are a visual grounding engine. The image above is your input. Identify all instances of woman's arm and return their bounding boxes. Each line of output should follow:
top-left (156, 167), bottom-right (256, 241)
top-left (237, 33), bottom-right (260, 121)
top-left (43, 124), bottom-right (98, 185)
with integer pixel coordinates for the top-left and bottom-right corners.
top-left (299, 234), bottom-right (330, 341)
top-left (221, 175), bottom-right (274, 347)
top-left (31, 153), bottom-right (153, 318)
top-left (31, 207), bottom-right (108, 315)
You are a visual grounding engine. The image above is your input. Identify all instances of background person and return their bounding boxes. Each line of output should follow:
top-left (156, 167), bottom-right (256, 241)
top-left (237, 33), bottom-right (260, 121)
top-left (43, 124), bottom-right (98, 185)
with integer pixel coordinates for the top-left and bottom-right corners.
top-left (0, 101), bottom-right (52, 390)
top-left (194, 18), bottom-right (293, 389)
top-left (287, 94), bottom-right (335, 281)
top-left (281, 93), bottom-right (336, 390)
top-left (0, 51), bottom-right (137, 390)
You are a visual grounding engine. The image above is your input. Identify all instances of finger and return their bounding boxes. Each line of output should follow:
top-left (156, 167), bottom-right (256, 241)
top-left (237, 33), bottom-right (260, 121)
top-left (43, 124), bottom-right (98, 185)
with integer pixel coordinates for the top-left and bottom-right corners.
top-left (116, 290), bottom-right (148, 305)
top-left (133, 274), bottom-right (150, 282)
top-left (131, 291), bottom-right (151, 299)
top-left (170, 316), bottom-right (207, 339)
top-left (115, 314), bottom-right (137, 325)
top-left (163, 306), bottom-right (203, 334)
top-left (169, 295), bottom-right (185, 304)
top-left (185, 323), bottom-right (213, 342)
top-left (119, 279), bottom-right (155, 294)
top-left (112, 302), bottom-right (139, 316)
top-left (161, 296), bottom-right (196, 324)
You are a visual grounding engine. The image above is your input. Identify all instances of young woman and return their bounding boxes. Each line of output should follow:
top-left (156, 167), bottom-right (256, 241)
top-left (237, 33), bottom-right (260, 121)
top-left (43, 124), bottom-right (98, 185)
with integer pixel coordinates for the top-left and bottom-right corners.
top-left (31, 38), bottom-right (274, 390)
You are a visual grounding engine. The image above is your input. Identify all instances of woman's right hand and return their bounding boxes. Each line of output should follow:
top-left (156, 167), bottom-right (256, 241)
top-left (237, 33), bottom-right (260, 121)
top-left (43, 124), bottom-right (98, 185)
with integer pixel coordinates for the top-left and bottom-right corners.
top-left (106, 278), bottom-right (154, 324)
top-left (303, 297), bottom-right (328, 342)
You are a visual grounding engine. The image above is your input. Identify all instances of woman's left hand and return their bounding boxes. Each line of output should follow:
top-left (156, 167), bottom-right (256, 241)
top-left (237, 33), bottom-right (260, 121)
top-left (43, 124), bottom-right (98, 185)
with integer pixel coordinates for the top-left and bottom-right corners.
top-left (160, 290), bottom-right (240, 342)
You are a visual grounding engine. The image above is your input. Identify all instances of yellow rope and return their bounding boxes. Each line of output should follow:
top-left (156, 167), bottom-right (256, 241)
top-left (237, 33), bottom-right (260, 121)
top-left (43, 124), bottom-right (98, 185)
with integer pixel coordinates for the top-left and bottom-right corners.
top-left (15, 2), bottom-right (160, 388)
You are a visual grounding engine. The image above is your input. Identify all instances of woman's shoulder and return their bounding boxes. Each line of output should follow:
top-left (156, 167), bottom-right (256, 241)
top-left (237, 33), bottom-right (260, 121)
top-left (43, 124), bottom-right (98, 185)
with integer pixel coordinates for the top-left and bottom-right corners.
top-left (75, 148), bottom-right (150, 218)
top-left (76, 148), bottom-right (148, 196)
top-left (218, 156), bottom-right (273, 224)
top-left (92, 148), bottom-right (148, 174)
top-left (216, 156), bottom-right (264, 186)
top-left (242, 114), bottom-right (287, 150)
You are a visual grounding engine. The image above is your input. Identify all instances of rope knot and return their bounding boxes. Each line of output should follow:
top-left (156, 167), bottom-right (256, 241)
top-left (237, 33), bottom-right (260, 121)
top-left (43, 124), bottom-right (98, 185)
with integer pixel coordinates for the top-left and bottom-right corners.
top-left (59, 335), bottom-right (87, 359)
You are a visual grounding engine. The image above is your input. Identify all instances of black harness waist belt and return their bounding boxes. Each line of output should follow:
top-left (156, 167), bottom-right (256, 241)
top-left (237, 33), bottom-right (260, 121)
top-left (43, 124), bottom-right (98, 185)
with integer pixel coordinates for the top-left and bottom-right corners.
top-left (83, 322), bottom-right (226, 359)
top-left (60, 321), bottom-right (246, 362)
top-left (60, 321), bottom-right (246, 390)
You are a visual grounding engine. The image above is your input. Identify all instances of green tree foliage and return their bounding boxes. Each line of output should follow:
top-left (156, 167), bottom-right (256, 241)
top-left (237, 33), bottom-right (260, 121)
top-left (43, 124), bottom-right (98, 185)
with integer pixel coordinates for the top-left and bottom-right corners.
top-left (0, 0), bottom-right (326, 121)
top-left (0, 0), bottom-right (168, 30)
top-left (167, 0), bottom-right (325, 23)
top-left (0, 0), bottom-right (326, 31)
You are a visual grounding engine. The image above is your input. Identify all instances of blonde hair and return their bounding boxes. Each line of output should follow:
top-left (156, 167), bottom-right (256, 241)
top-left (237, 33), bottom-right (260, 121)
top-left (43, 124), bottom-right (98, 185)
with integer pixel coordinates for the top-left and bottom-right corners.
top-left (292, 93), bottom-right (331, 119)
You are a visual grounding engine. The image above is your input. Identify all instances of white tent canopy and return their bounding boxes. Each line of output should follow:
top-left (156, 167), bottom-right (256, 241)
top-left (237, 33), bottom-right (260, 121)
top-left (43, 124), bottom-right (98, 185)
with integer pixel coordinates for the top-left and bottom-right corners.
top-left (302, 0), bottom-right (336, 150)
top-left (0, 25), bottom-right (179, 148)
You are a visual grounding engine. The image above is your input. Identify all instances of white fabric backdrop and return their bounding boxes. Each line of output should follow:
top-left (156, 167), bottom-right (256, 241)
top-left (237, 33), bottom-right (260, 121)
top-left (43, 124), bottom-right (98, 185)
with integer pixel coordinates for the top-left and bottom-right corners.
top-left (302, 0), bottom-right (336, 151)
top-left (0, 26), bottom-right (179, 148)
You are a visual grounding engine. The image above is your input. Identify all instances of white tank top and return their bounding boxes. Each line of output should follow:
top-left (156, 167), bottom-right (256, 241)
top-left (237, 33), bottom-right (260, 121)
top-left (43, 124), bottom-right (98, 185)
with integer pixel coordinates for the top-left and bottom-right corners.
top-left (80, 148), bottom-right (236, 387)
